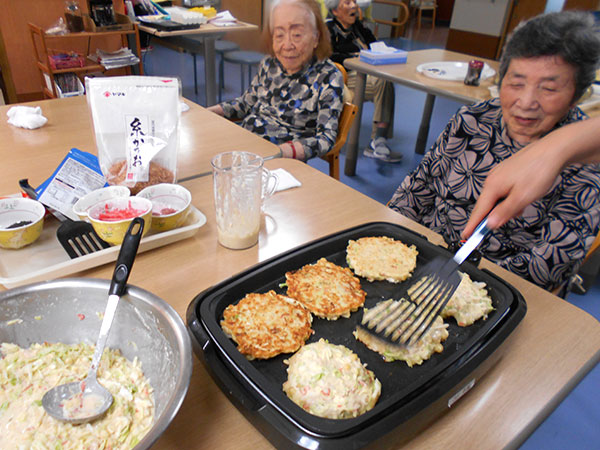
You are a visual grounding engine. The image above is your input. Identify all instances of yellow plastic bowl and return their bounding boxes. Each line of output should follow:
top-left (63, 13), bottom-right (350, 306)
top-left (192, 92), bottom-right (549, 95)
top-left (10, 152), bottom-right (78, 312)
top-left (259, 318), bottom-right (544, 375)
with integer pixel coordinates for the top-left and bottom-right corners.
top-left (72, 186), bottom-right (130, 221)
top-left (136, 183), bottom-right (192, 232)
top-left (88, 196), bottom-right (152, 245)
top-left (0, 198), bottom-right (46, 249)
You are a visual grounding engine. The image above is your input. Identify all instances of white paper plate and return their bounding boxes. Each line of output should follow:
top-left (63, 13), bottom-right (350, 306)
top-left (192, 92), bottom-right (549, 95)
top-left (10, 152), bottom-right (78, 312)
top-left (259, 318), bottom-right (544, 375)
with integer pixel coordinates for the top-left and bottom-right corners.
top-left (417, 61), bottom-right (496, 81)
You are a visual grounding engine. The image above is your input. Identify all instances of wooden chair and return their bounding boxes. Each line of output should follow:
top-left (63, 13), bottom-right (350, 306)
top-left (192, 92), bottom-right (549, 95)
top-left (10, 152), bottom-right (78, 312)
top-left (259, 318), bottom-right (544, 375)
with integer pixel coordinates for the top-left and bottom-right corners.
top-left (569, 231), bottom-right (600, 295)
top-left (411, 0), bottom-right (437, 34)
top-left (368, 0), bottom-right (410, 39)
top-left (320, 63), bottom-right (358, 180)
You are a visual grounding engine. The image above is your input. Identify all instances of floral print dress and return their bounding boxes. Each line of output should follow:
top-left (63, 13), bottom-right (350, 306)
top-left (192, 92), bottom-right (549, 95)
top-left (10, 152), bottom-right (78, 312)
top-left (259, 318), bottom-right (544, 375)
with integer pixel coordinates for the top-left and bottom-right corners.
top-left (220, 56), bottom-right (343, 160)
top-left (389, 98), bottom-right (600, 294)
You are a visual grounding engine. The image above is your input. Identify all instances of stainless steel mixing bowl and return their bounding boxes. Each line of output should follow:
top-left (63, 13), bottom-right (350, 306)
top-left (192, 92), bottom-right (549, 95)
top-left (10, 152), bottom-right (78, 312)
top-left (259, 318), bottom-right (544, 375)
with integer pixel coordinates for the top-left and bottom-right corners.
top-left (0, 277), bottom-right (193, 449)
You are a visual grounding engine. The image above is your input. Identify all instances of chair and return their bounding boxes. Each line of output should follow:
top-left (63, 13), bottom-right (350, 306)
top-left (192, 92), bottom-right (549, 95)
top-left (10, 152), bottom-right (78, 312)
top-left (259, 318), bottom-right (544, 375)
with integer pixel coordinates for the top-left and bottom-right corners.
top-left (411, 0), bottom-right (437, 34)
top-left (570, 231), bottom-right (600, 294)
top-left (368, 0), bottom-right (410, 39)
top-left (159, 35), bottom-right (240, 98)
top-left (215, 40), bottom-right (241, 102)
top-left (222, 50), bottom-right (265, 95)
top-left (320, 63), bottom-right (358, 180)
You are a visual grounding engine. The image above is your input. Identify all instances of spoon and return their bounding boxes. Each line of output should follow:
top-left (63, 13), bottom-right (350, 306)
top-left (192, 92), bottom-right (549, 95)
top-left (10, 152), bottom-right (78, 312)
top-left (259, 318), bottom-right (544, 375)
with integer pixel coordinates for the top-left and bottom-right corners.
top-left (42, 217), bottom-right (145, 423)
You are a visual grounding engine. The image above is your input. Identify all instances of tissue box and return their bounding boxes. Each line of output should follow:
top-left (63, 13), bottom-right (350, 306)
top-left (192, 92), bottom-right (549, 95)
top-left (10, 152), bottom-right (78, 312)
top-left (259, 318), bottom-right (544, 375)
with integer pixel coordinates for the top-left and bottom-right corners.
top-left (359, 49), bottom-right (408, 65)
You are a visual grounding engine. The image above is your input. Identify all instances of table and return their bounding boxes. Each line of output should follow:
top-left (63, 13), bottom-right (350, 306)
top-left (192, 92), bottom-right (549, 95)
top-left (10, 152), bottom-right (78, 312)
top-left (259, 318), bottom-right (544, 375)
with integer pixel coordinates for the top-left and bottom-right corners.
top-left (0, 96), bottom-right (280, 195)
top-left (3, 157), bottom-right (590, 449)
top-left (139, 21), bottom-right (258, 106)
top-left (2, 94), bottom-right (599, 448)
top-left (343, 49), bottom-right (499, 176)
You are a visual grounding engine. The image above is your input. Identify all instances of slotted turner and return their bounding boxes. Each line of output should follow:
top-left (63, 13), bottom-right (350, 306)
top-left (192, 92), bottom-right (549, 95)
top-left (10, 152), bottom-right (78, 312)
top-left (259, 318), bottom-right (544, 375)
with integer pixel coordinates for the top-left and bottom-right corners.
top-left (359, 217), bottom-right (491, 348)
top-left (19, 178), bottom-right (111, 258)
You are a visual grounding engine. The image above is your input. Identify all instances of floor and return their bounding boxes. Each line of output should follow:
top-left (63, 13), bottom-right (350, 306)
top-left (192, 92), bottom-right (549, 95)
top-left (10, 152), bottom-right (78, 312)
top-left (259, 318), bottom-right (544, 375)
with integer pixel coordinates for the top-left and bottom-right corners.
top-left (142, 22), bottom-right (599, 449)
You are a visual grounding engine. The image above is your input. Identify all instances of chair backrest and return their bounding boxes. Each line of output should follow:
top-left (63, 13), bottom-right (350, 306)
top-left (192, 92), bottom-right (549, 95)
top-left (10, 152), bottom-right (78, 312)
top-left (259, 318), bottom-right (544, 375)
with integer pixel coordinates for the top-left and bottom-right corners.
top-left (320, 101), bottom-right (358, 180)
top-left (369, 0), bottom-right (410, 38)
top-left (585, 231), bottom-right (600, 262)
top-left (333, 62), bottom-right (348, 84)
top-left (335, 102), bottom-right (359, 153)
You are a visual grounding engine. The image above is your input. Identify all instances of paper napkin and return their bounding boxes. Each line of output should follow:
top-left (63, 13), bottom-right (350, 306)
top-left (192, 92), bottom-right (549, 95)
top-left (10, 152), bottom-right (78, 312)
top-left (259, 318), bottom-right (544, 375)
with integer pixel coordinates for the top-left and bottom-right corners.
top-left (272, 168), bottom-right (301, 192)
top-left (6, 106), bottom-right (48, 129)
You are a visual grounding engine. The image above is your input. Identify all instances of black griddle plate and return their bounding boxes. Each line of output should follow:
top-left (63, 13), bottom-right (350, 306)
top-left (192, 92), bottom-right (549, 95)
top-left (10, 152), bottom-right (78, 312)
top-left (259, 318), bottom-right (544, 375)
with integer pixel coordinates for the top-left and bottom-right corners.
top-left (187, 222), bottom-right (526, 448)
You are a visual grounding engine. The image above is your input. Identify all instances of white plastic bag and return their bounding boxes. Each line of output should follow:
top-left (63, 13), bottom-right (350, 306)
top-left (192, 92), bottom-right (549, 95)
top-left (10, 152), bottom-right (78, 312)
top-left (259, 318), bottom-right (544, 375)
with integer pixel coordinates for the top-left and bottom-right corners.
top-left (86, 76), bottom-right (181, 194)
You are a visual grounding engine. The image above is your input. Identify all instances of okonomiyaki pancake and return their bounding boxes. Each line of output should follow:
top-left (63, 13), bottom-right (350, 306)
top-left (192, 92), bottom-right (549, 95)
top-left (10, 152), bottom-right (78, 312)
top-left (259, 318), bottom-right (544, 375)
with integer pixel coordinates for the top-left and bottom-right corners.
top-left (346, 236), bottom-right (418, 282)
top-left (283, 339), bottom-right (381, 419)
top-left (355, 299), bottom-right (449, 367)
top-left (441, 272), bottom-right (494, 326)
top-left (220, 290), bottom-right (313, 360)
top-left (285, 257), bottom-right (366, 320)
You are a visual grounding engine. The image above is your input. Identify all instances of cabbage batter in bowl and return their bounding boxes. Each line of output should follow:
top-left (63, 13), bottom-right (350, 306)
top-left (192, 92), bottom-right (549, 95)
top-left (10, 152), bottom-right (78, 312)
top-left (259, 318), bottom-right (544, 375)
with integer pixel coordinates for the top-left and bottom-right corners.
top-left (0, 342), bottom-right (154, 449)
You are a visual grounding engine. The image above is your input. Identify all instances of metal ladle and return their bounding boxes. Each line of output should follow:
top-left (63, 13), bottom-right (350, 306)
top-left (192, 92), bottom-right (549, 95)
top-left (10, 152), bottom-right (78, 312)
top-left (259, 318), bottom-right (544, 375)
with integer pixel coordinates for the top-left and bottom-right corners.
top-left (42, 217), bottom-right (145, 423)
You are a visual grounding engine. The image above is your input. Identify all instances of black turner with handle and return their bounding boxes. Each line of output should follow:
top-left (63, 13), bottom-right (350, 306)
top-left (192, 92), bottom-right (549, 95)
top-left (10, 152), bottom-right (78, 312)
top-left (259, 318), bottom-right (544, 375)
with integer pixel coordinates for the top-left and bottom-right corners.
top-left (19, 178), bottom-right (111, 258)
top-left (359, 217), bottom-right (492, 348)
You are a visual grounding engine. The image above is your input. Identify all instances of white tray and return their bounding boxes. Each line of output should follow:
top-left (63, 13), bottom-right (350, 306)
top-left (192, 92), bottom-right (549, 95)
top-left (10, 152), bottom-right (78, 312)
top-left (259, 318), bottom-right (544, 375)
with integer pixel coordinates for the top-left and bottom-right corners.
top-left (416, 61), bottom-right (496, 81)
top-left (0, 206), bottom-right (207, 289)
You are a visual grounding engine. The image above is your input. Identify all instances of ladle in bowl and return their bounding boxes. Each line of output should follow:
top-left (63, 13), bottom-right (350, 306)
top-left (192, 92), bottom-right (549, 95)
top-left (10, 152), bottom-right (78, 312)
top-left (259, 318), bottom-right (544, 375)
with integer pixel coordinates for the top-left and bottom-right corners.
top-left (42, 217), bottom-right (145, 423)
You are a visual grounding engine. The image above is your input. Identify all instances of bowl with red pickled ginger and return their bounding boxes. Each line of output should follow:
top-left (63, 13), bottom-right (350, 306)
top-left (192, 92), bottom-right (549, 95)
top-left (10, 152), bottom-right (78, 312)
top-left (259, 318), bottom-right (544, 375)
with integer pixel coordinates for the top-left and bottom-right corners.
top-left (88, 196), bottom-right (152, 245)
top-left (136, 183), bottom-right (192, 232)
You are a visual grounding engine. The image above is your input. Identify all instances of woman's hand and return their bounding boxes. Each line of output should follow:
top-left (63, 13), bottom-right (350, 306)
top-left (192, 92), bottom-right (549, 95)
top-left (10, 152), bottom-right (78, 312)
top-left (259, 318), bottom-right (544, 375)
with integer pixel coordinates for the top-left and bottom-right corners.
top-left (463, 147), bottom-right (563, 238)
top-left (207, 105), bottom-right (224, 116)
top-left (463, 117), bottom-right (600, 238)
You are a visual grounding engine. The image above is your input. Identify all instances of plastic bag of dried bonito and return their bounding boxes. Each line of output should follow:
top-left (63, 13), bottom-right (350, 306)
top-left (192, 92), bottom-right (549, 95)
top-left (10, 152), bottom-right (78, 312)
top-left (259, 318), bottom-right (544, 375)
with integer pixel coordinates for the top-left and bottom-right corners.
top-left (86, 76), bottom-right (181, 194)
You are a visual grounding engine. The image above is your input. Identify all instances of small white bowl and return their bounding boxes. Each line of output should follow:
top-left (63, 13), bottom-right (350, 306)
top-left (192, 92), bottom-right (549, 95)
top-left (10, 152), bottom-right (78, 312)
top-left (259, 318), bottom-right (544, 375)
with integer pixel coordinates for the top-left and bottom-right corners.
top-left (73, 186), bottom-right (131, 221)
top-left (136, 183), bottom-right (192, 232)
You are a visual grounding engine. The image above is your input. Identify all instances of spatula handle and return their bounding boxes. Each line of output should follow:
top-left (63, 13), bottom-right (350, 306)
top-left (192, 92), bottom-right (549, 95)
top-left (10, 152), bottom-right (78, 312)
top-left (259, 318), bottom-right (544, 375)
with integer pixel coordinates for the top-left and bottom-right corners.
top-left (454, 217), bottom-right (490, 266)
top-left (108, 217), bottom-right (144, 297)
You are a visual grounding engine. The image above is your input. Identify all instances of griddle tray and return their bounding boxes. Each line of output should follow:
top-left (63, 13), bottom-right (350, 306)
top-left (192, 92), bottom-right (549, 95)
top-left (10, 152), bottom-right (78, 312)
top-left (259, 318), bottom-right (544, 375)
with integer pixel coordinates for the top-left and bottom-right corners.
top-left (187, 222), bottom-right (526, 449)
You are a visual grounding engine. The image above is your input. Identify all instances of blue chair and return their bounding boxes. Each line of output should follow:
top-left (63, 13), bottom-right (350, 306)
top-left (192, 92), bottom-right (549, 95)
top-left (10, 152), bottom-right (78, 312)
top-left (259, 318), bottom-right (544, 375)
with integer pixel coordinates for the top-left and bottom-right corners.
top-left (215, 40), bottom-right (241, 102)
top-left (222, 50), bottom-right (265, 95)
top-left (161, 36), bottom-right (240, 98)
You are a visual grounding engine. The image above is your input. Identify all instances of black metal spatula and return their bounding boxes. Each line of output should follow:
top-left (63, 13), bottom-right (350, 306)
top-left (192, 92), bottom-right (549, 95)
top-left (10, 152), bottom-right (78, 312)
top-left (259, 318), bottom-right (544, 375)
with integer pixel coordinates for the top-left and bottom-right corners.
top-left (359, 217), bottom-right (491, 348)
top-left (19, 178), bottom-right (111, 258)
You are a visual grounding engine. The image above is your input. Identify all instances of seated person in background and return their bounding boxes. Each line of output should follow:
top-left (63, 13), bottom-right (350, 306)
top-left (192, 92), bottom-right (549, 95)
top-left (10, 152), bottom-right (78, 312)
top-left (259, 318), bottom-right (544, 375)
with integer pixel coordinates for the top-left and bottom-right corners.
top-left (388, 11), bottom-right (600, 296)
top-left (324, 0), bottom-right (402, 163)
top-left (208, 0), bottom-right (343, 161)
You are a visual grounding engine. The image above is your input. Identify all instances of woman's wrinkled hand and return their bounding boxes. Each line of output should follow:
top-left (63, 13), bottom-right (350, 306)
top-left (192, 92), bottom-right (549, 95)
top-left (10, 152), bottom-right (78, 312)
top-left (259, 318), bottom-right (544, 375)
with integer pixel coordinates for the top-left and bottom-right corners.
top-left (462, 143), bottom-right (564, 238)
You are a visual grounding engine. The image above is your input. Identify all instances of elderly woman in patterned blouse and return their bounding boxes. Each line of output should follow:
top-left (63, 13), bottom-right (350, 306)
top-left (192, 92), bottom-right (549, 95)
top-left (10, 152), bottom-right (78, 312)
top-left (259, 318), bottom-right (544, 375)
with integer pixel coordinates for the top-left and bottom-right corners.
top-left (207, 0), bottom-right (343, 161)
top-left (389, 11), bottom-right (600, 296)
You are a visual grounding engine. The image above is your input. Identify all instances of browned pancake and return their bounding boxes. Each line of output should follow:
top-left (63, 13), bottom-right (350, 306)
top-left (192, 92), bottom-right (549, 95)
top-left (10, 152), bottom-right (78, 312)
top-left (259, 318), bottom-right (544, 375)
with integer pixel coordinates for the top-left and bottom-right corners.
top-left (285, 257), bottom-right (366, 320)
top-left (346, 236), bottom-right (418, 283)
top-left (220, 290), bottom-right (313, 360)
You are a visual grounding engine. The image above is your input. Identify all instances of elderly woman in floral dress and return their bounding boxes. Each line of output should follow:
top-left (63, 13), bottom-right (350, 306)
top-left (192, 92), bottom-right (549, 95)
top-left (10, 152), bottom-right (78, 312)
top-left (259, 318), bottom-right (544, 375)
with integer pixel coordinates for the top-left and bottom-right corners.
top-left (389, 11), bottom-right (600, 296)
top-left (208, 0), bottom-right (343, 161)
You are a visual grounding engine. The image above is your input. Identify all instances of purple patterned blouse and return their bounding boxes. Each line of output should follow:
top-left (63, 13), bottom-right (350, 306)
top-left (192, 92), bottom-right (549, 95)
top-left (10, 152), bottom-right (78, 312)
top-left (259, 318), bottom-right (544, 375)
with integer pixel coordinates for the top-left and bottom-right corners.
top-left (389, 97), bottom-right (600, 295)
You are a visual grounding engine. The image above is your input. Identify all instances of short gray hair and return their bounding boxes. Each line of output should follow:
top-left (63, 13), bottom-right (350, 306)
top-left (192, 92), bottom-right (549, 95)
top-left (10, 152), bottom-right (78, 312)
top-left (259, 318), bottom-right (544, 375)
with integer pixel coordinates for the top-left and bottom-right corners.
top-left (323, 0), bottom-right (341, 10)
top-left (499, 10), bottom-right (600, 103)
